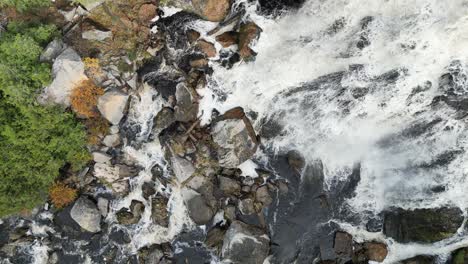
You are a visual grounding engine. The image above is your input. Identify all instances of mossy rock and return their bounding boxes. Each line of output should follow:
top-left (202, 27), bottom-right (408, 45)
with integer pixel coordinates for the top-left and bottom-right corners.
top-left (451, 248), bottom-right (468, 264)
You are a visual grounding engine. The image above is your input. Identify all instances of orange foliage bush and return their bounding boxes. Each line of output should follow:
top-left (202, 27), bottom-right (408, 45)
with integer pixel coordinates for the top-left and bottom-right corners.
top-left (84, 117), bottom-right (109, 145)
top-left (49, 183), bottom-right (78, 209)
top-left (70, 79), bottom-right (104, 118)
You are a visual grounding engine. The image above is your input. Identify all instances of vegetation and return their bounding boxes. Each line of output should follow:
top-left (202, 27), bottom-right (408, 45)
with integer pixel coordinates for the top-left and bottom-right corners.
top-left (84, 117), bottom-right (109, 145)
top-left (0, 22), bottom-right (89, 216)
top-left (0, 0), bottom-right (50, 12)
top-left (49, 182), bottom-right (78, 209)
top-left (70, 79), bottom-right (104, 118)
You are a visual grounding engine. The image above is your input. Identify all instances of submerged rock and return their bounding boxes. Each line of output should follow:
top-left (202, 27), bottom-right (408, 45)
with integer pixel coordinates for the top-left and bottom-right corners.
top-left (238, 22), bottom-right (262, 60)
top-left (116, 200), bottom-right (145, 225)
top-left (222, 221), bottom-right (270, 264)
top-left (151, 195), bottom-right (169, 227)
top-left (97, 90), bottom-right (129, 125)
top-left (70, 197), bottom-right (101, 233)
top-left (383, 207), bottom-right (463, 243)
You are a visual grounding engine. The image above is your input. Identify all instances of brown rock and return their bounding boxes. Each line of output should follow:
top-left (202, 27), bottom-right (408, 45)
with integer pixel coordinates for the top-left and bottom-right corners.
top-left (216, 31), bottom-right (238, 47)
top-left (151, 195), bottom-right (169, 227)
top-left (138, 4), bottom-right (157, 23)
top-left (221, 107), bottom-right (245, 120)
top-left (187, 29), bottom-right (201, 43)
top-left (192, 0), bottom-right (231, 22)
top-left (364, 242), bottom-right (388, 262)
top-left (190, 58), bottom-right (209, 68)
top-left (196, 40), bottom-right (217, 58)
top-left (334, 232), bottom-right (353, 257)
top-left (239, 22), bottom-right (262, 60)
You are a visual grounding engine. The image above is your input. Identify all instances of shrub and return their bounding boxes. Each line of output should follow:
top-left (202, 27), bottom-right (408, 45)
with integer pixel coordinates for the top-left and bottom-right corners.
top-left (0, 24), bottom-right (89, 217)
top-left (84, 116), bottom-right (110, 145)
top-left (49, 182), bottom-right (78, 209)
top-left (70, 79), bottom-right (104, 118)
top-left (0, 0), bottom-right (50, 12)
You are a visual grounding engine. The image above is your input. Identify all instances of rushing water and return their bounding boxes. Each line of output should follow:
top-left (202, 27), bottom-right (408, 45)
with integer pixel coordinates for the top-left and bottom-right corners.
top-left (199, 0), bottom-right (468, 262)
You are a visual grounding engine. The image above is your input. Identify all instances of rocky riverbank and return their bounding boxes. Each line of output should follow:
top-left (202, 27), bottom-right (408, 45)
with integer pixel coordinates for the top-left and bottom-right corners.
top-left (1, 0), bottom-right (468, 263)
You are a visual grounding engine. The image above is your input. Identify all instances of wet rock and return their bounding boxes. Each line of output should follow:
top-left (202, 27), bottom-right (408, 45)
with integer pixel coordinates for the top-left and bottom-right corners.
top-left (216, 31), bottom-right (238, 48)
top-left (222, 221), bottom-right (270, 264)
top-left (287, 150), bottom-right (305, 172)
top-left (224, 205), bottom-right (236, 222)
top-left (174, 83), bottom-right (198, 122)
top-left (190, 58), bottom-right (209, 68)
top-left (187, 29), bottom-right (201, 43)
top-left (41, 48), bottom-right (87, 106)
top-left (206, 226), bottom-right (226, 249)
top-left (138, 4), bottom-right (157, 23)
top-left (142, 182), bottom-right (156, 200)
top-left (212, 117), bottom-right (258, 168)
top-left (171, 155), bottom-right (195, 183)
top-left (82, 29), bottom-right (112, 41)
top-left (182, 188), bottom-right (214, 225)
top-left (153, 107), bottom-right (176, 134)
top-left (93, 151), bottom-right (112, 163)
top-left (70, 197), bottom-right (101, 233)
top-left (255, 186), bottom-right (272, 206)
top-left (192, 0), bottom-right (231, 22)
top-left (116, 200), bottom-right (145, 225)
top-left (451, 247), bottom-right (468, 264)
top-left (238, 22), bottom-right (262, 60)
top-left (109, 228), bottom-right (131, 244)
top-left (98, 90), bottom-right (129, 125)
top-left (353, 242), bottom-right (388, 263)
top-left (103, 134), bottom-right (121, 147)
top-left (258, 0), bottom-right (306, 15)
top-left (383, 207), bottom-right (463, 243)
top-left (219, 176), bottom-right (241, 195)
top-left (40, 39), bottom-right (66, 62)
top-left (333, 232), bottom-right (353, 262)
top-left (401, 255), bottom-right (435, 264)
top-left (151, 195), bottom-right (169, 227)
top-left (138, 244), bottom-right (165, 264)
top-left (196, 40), bottom-right (217, 58)
top-left (238, 198), bottom-right (256, 215)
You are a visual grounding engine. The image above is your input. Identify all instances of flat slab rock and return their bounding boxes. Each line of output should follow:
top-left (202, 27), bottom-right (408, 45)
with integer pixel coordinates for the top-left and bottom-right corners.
top-left (70, 197), bottom-right (101, 233)
top-left (98, 90), bottom-right (129, 125)
top-left (222, 221), bottom-right (270, 264)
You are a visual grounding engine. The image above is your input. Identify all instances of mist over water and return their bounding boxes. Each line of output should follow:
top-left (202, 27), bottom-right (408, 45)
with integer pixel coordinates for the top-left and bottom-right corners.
top-left (199, 0), bottom-right (468, 261)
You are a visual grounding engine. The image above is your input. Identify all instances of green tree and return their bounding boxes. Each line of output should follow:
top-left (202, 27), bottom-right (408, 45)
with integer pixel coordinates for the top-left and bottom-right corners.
top-left (0, 0), bottom-right (50, 12)
top-left (0, 23), bottom-right (89, 216)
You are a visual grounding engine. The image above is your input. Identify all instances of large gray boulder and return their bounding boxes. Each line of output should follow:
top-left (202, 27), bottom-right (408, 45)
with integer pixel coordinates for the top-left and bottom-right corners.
top-left (97, 90), bottom-right (129, 125)
top-left (181, 188), bottom-right (214, 225)
top-left (40, 39), bottom-right (66, 62)
top-left (70, 197), bottom-right (101, 233)
top-left (212, 118), bottom-right (258, 168)
top-left (383, 207), bottom-right (463, 243)
top-left (222, 221), bottom-right (270, 264)
top-left (41, 48), bottom-right (87, 106)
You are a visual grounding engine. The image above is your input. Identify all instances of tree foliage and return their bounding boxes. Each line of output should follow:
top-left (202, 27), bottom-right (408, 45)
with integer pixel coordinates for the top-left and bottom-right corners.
top-left (0, 0), bottom-right (50, 12)
top-left (0, 23), bottom-right (89, 216)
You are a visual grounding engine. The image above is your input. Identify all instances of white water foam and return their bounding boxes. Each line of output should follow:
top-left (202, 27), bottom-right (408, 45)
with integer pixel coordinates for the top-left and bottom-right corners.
top-left (198, 0), bottom-right (468, 260)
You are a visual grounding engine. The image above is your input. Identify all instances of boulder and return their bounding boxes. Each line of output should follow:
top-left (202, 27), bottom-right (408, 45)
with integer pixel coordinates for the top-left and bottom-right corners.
top-left (255, 186), bottom-right (272, 206)
top-left (212, 118), bottom-right (258, 168)
top-left (138, 244), bottom-right (166, 264)
top-left (41, 48), bottom-right (87, 106)
top-left (451, 247), bottom-right (468, 264)
top-left (171, 155), bottom-right (195, 183)
top-left (93, 163), bottom-right (131, 195)
top-left (97, 197), bottom-right (109, 217)
top-left (216, 31), bottom-right (238, 48)
top-left (116, 200), bottom-right (145, 225)
top-left (79, 0), bottom-right (105, 11)
top-left (70, 197), bottom-right (101, 233)
top-left (82, 29), bottom-right (113, 41)
top-left (238, 22), bottom-right (262, 60)
top-left (196, 40), bottom-right (217, 58)
top-left (191, 0), bottom-right (231, 22)
top-left (102, 134), bottom-right (121, 147)
top-left (98, 90), bottom-right (129, 125)
top-left (92, 152), bottom-right (112, 163)
top-left (383, 207), bottom-right (463, 243)
top-left (222, 221), bottom-right (269, 264)
top-left (174, 83), bottom-right (198, 122)
top-left (353, 242), bottom-right (388, 263)
top-left (238, 198), bottom-right (256, 215)
top-left (40, 39), bottom-right (66, 62)
top-left (138, 4), bottom-right (157, 23)
top-left (142, 182), bottom-right (156, 200)
top-left (219, 176), bottom-right (241, 195)
top-left (333, 232), bottom-right (353, 262)
top-left (151, 195), bottom-right (169, 227)
top-left (181, 188), bottom-right (214, 225)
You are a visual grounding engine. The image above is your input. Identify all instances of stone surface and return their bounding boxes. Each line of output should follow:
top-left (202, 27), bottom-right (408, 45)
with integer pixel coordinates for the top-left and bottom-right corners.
top-left (103, 134), bottom-right (121, 147)
top-left (222, 221), bottom-right (269, 264)
top-left (383, 207), bottom-right (463, 243)
top-left (70, 197), bottom-right (101, 233)
top-left (238, 198), bottom-right (256, 215)
top-left (219, 176), bottom-right (241, 195)
top-left (40, 39), bottom-right (66, 62)
top-left (151, 195), bottom-right (169, 227)
top-left (255, 186), bottom-right (272, 206)
top-left (93, 152), bottom-right (112, 163)
top-left (216, 31), bottom-right (238, 48)
top-left (238, 22), bottom-right (262, 60)
top-left (192, 0), bottom-right (231, 22)
top-left (171, 155), bottom-right (195, 183)
top-left (41, 48), bottom-right (87, 106)
top-left (98, 90), bottom-right (129, 125)
top-left (212, 118), bottom-right (258, 168)
top-left (97, 197), bottom-right (109, 218)
top-left (138, 4), bottom-right (157, 23)
top-left (401, 255), bottom-right (435, 264)
top-left (182, 188), bottom-right (214, 225)
top-left (82, 29), bottom-right (112, 41)
top-left (196, 40), bottom-right (217, 58)
top-left (174, 83), bottom-right (198, 122)
top-left (116, 200), bottom-right (145, 225)
top-left (334, 232), bottom-right (353, 262)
